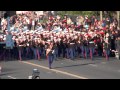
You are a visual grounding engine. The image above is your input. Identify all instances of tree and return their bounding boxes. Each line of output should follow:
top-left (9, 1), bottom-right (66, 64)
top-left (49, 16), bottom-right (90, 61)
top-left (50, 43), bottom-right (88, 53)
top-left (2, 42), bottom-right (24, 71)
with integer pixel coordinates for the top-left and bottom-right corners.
top-left (4, 11), bottom-right (16, 19)
top-left (57, 11), bottom-right (101, 18)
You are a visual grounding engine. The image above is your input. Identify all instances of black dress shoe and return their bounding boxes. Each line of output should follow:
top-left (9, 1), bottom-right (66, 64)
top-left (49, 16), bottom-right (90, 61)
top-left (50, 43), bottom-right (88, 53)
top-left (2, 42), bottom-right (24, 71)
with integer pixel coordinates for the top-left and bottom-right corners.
top-left (49, 67), bottom-right (52, 69)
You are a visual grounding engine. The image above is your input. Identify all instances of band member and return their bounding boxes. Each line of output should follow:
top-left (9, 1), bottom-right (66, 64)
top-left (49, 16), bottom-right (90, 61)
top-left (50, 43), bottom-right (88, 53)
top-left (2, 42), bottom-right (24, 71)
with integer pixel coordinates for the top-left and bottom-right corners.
top-left (38, 37), bottom-right (44, 57)
top-left (36, 38), bottom-right (40, 60)
top-left (83, 36), bottom-right (89, 59)
top-left (18, 37), bottom-right (24, 61)
top-left (37, 39), bottom-right (42, 60)
top-left (97, 36), bottom-right (104, 56)
top-left (77, 37), bottom-right (81, 58)
top-left (13, 37), bottom-right (19, 60)
top-left (74, 35), bottom-right (79, 57)
top-left (22, 38), bottom-right (27, 59)
top-left (29, 38), bottom-right (34, 59)
top-left (25, 38), bottom-right (30, 59)
top-left (62, 39), bottom-right (67, 58)
top-left (69, 38), bottom-right (75, 60)
top-left (46, 42), bottom-right (54, 69)
top-left (103, 33), bottom-right (111, 60)
top-left (57, 38), bottom-right (61, 57)
top-left (115, 36), bottom-right (120, 60)
top-left (89, 37), bottom-right (95, 60)
top-left (79, 36), bottom-right (84, 58)
top-left (41, 40), bottom-right (46, 57)
top-left (31, 39), bottom-right (37, 60)
top-left (53, 40), bottom-right (58, 60)
top-left (66, 39), bottom-right (70, 59)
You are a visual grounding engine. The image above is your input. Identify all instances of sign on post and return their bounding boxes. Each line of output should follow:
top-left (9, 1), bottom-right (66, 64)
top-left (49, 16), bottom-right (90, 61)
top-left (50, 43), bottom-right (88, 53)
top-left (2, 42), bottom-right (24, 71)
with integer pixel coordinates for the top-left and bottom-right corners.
top-left (6, 33), bottom-right (14, 49)
top-left (7, 17), bottom-right (10, 32)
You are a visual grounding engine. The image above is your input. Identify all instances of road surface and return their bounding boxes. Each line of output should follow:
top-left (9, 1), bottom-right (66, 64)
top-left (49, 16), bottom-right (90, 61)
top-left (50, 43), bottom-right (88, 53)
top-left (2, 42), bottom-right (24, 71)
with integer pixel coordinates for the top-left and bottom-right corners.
top-left (0, 57), bottom-right (120, 79)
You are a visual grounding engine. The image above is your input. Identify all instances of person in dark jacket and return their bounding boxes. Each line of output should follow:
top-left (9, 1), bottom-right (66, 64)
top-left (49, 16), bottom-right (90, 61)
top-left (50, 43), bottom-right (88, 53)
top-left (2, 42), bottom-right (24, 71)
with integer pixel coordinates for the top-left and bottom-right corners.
top-left (83, 37), bottom-right (89, 59)
top-left (103, 33), bottom-right (111, 60)
top-left (89, 38), bottom-right (95, 60)
top-left (115, 36), bottom-right (120, 60)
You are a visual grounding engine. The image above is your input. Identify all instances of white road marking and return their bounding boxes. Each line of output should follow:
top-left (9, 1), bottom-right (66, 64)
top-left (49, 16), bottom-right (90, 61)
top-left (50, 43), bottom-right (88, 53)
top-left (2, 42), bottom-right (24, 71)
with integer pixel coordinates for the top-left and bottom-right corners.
top-left (8, 76), bottom-right (16, 79)
top-left (47, 72), bottom-right (52, 74)
top-left (20, 61), bottom-right (88, 79)
top-left (117, 70), bottom-right (120, 73)
top-left (101, 62), bottom-right (107, 64)
top-left (89, 64), bottom-right (97, 67)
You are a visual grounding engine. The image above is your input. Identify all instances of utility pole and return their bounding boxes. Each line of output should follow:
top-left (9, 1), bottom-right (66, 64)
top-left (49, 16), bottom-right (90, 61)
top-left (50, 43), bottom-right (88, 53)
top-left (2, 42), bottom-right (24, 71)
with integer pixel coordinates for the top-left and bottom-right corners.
top-left (117, 11), bottom-right (119, 28)
top-left (32, 11), bottom-right (35, 30)
top-left (100, 11), bottom-right (103, 21)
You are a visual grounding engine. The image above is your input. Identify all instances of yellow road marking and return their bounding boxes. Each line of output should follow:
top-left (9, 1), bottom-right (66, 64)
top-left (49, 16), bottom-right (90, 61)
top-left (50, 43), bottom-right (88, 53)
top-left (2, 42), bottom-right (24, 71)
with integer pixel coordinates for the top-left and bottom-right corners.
top-left (20, 61), bottom-right (88, 79)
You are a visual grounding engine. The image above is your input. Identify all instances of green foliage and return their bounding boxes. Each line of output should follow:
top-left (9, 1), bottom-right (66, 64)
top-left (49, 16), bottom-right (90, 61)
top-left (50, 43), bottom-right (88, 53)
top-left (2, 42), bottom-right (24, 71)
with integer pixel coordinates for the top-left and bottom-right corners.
top-left (57, 11), bottom-right (119, 18)
top-left (57, 11), bottom-right (99, 17)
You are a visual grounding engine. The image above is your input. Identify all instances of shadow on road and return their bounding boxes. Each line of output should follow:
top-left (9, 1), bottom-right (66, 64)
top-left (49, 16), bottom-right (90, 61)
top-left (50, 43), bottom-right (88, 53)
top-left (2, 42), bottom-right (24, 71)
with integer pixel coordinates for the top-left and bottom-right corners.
top-left (0, 72), bottom-right (17, 76)
top-left (1, 67), bottom-right (17, 72)
top-left (53, 62), bottom-right (95, 69)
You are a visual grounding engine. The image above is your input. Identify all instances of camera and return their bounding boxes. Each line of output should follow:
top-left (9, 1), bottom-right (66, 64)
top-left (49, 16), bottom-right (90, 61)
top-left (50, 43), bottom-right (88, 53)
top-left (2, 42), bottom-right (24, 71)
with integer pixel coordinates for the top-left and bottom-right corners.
top-left (28, 69), bottom-right (40, 79)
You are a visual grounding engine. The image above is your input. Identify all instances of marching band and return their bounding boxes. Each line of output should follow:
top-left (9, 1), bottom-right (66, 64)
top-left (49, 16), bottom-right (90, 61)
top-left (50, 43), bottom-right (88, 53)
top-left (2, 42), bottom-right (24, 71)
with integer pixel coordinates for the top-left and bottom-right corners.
top-left (0, 12), bottom-right (120, 69)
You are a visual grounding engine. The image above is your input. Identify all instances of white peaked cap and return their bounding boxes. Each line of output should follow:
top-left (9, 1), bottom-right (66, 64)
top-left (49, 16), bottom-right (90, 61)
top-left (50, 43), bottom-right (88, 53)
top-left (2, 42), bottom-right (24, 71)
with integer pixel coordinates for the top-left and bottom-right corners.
top-left (47, 40), bottom-right (51, 42)
top-left (19, 37), bottom-right (22, 39)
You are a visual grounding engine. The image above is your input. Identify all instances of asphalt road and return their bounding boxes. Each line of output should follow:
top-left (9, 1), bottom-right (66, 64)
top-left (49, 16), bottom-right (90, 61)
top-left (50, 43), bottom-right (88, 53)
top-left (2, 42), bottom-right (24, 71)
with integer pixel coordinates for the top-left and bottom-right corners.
top-left (0, 57), bottom-right (120, 79)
